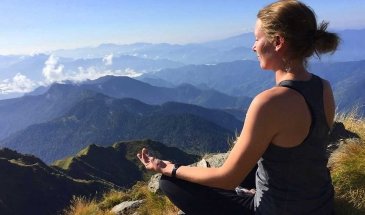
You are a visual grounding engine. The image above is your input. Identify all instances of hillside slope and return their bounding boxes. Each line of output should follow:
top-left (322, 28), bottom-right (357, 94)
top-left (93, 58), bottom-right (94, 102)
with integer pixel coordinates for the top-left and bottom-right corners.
top-left (0, 75), bottom-right (249, 141)
top-left (0, 148), bottom-right (112, 215)
top-left (1, 94), bottom-right (241, 163)
top-left (53, 140), bottom-right (198, 188)
top-left (0, 139), bottom-right (198, 215)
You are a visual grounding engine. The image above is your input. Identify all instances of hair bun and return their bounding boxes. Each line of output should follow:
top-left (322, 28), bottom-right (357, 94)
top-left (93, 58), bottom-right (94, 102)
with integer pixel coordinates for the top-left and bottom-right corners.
top-left (314, 21), bottom-right (340, 55)
top-left (314, 26), bottom-right (326, 41)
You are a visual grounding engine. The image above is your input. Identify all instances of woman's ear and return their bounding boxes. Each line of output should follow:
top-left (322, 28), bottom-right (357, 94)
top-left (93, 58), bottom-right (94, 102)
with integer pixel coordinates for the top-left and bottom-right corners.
top-left (274, 35), bottom-right (285, 51)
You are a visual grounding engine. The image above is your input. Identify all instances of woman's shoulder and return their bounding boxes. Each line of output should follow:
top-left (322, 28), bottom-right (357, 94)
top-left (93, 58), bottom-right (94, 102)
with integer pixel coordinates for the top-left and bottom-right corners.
top-left (253, 87), bottom-right (300, 106)
top-left (249, 87), bottom-right (309, 122)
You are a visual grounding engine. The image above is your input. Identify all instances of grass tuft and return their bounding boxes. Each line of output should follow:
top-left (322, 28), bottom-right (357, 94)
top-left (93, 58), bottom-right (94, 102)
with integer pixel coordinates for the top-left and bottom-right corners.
top-left (335, 108), bottom-right (365, 140)
top-left (63, 182), bottom-right (179, 215)
top-left (63, 196), bottom-right (114, 215)
top-left (132, 182), bottom-right (179, 215)
top-left (330, 109), bottom-right (365, 214)
top-left (98, 189), bottom-right (129, 211)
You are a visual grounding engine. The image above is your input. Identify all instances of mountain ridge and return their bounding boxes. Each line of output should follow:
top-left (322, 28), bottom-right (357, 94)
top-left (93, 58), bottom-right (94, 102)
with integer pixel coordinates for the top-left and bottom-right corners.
top-left (0, 93), bottom-right (241, 163)
top-left (0, 139), bottom-right (199, 215)
top-left (0, 147), bottom-right (113, 215)
top-left (0, 75), bottom-right (249, 140)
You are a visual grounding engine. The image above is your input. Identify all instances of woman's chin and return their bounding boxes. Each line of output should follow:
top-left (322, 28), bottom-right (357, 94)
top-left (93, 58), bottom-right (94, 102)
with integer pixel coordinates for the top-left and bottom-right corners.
top-left (259, 63), bottom-right (268, 70)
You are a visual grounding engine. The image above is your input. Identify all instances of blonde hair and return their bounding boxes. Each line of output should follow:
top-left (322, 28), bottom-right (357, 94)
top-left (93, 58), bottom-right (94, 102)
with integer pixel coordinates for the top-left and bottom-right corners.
top-left (258, 0), bottom-right (340, 62)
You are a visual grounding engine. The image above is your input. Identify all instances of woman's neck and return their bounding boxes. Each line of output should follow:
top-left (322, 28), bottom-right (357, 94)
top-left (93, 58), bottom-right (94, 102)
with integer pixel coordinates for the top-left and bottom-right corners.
top-left (274, 61), bottom-right (311, 84)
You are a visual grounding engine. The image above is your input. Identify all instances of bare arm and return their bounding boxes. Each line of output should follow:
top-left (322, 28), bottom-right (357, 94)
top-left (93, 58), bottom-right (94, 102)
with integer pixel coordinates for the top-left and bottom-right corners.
top-left (137, 90), bottom-right (280, 190)
top-left (322, 79), bottom-right (335, 128)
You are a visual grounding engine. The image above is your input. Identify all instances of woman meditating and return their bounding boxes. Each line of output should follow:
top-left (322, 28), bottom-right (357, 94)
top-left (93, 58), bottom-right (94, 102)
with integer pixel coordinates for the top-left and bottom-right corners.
top-left (137, 0), bottom-right (339, 214)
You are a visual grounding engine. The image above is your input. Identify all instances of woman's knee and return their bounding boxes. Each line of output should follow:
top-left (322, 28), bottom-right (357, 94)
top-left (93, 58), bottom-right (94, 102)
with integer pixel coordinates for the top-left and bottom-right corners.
top-left (159, 175), bottom-right (179, 196)
top-left (159, 175), bottom-right (173, 194)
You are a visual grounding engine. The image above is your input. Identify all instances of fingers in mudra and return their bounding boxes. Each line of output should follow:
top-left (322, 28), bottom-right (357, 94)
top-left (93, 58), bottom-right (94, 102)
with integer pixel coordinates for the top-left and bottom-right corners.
top-left (137, 148), bottom-right (157, 167)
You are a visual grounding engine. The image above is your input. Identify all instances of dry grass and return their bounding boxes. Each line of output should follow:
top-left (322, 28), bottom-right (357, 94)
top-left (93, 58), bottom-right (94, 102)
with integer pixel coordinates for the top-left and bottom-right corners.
top-left (63, 182), bottom-right (179, 215)
top-left (63, 196), bottom-right (114, 215)
top-left (98, 189), bottom-right (129, 211)
top-left (227, 130), bottom-right (240, 150)
top-left (330, 109), bottom-right (365, 214)
top-left (335, 108), bottom-right (365, 140)
top-left (132, 183), bottom-right (179, 215)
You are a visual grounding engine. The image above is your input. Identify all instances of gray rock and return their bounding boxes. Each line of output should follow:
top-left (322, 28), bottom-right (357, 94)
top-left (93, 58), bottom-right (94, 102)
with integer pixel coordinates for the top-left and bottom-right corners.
top-left (111, 200), bottom-right (144, 215)
top-left (148, 173), bottom-right (162, 193)
top-left (201, 152), bottom-right (229, 168)
top-left (195, 158), bottom-right (209, 167)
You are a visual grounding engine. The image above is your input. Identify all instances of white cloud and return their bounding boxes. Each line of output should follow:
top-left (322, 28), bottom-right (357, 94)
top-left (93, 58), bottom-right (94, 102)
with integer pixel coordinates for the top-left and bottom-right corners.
top-left (68, 67), bottom-right (142, 83)
top-left (122, 68), bottom-right (142, 78)
top-left (0, 73), bottom-right (37, 94)
top-left (42, 55), bottom-right (65, 83)
top-left (38, 54), bottom-right (142, 86)
top-left (102, 54), bottom-right (113, 66)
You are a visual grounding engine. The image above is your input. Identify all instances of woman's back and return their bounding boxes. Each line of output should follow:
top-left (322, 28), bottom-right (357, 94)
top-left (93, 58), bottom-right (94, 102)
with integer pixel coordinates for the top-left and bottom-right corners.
top-left (254, 74), bottom-right (334, 214)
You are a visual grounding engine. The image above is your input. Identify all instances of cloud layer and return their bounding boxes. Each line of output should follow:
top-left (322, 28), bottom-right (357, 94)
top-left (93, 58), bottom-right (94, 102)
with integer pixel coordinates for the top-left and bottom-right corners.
top-left (41, 55), bottom-right (141, 83)
top-left (0, 73), bottom-right (37, 94)
top-left (0, 55), bottom-right (143, 95)
top-left (69, 66), bottom-right (141, 83)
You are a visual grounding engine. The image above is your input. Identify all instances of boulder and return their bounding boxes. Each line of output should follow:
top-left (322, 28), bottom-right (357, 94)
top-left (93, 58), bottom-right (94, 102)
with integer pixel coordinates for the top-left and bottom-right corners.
top-left (111, 200), bottom-right (144, 215)
top-left (148, 173), bottom-right (162, 193)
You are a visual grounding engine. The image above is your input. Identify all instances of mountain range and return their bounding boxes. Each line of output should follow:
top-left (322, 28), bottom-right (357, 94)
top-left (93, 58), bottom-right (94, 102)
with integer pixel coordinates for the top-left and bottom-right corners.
top-left (0, 75), bottom-right (248, 141)
top-left (1, 28), bottom-right (364, 101)
top-left (142, 60), bottom-right (365, 114)
top-left (0, 92), bottom-right (241, 163)
top-left (50, 29), bottom-right (365, 63)
top-left (0, 139), bottom-right (198, 215)
top-left (80, 75), bottom-right (251, 109)
top-left (141, 60), bottom-right (275, 97)
top-left (51, 41), bottom-right (256, 64)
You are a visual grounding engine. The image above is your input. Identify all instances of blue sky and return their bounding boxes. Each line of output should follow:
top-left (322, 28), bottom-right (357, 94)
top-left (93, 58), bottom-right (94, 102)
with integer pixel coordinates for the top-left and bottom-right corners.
top-left (1, 0), bottom-right (364, 55)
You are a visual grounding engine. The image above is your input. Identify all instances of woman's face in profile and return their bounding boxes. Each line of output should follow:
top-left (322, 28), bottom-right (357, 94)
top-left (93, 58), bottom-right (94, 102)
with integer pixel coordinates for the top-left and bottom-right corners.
top-left (252, 19), bottom-right (277, 70)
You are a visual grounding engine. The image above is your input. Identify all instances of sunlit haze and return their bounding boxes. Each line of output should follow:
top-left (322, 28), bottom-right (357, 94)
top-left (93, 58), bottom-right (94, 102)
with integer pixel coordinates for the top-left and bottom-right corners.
top-left (1, 0), bottom-right (364, 55)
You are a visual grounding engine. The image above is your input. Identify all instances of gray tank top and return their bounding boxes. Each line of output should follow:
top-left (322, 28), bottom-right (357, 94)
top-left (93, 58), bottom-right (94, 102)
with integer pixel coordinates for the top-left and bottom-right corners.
top-left (254, 74), bottom-right (334, 215)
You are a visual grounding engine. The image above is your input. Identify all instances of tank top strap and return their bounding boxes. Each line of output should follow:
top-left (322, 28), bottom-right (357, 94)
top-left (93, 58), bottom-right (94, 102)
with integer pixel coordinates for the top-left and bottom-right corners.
top-left (277, 74), bottom-right (327, 129)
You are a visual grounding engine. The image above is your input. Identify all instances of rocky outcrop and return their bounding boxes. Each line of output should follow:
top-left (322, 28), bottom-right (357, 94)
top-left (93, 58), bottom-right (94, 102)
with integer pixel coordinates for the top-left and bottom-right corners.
top-left (193, 152), bottom-right (229, 168)
top-left (111, 200), bottom-right (144, 215)
top-left (148, 173), bottom-right (162, 194)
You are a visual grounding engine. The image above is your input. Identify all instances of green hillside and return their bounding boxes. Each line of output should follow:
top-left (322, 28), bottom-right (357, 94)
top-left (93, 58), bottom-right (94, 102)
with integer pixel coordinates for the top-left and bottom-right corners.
top-left (53, 139), bottom-right (199, 188)
top-left (0, 75), bottom-right (249, 143)
top-left (0, 84), bottom-right (97, 140)
top-left (0, 139), bottom-right (198, 215)
top-left (0, 148), bottom-right (113, 215)
top-left (1, 94), bottom-right (240, 163)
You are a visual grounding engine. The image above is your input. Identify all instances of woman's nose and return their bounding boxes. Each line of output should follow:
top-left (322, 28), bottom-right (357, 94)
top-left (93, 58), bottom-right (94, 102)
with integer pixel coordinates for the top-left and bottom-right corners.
top-left (252, 44), bottom-right (256, 52)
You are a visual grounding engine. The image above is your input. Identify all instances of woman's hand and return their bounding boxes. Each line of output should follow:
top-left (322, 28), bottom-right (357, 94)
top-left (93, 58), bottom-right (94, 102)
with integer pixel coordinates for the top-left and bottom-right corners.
top-left (137, 148), bottom-right (173, 175)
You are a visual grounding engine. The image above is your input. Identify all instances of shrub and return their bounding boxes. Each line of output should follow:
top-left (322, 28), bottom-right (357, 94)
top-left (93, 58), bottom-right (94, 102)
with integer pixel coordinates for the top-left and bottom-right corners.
top-left (330, 111), bottom-right (365, 214)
